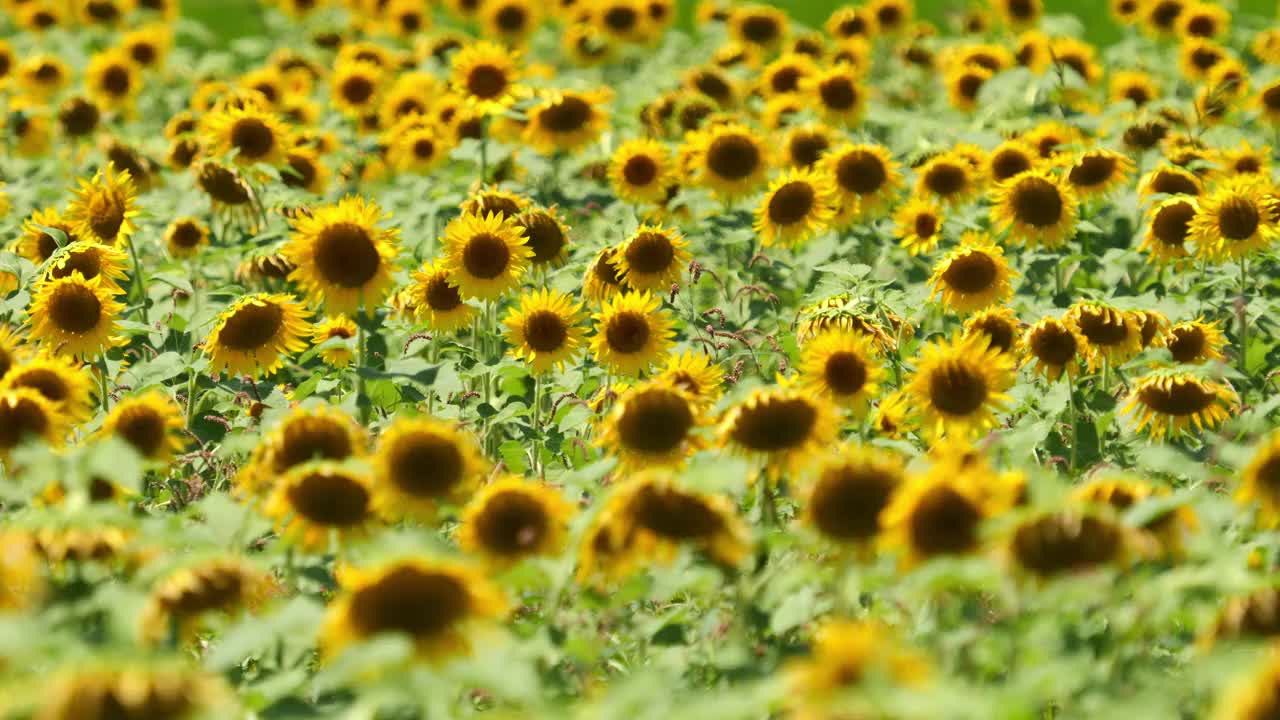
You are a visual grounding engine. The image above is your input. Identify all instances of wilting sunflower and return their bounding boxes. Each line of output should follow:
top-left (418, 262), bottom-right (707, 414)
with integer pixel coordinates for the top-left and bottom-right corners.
top-left (656, 350), bottom-right (724, 409)
top-left (1164, 318), bottom-right (1227, 364)
top-left (684, 122), bottom-right (770, 201)
top-left (928, 233), bottom-right (1017, 313)
top-left (525, 88), bottom-right (612, 154)
top-left (802, 65), bottom-right (866, 127)
top-left (1, 355), bottom-right (94, 423)
top-left (612, 224), bottom-right (691, 291)
top-left (265, 461), bottom-right (377, 550)
top-left (439, 211), bottom-right (532, 301)
top-left (320, 557), bottom-right (506, 661)
top-left (1122, 371), bottom-right (1236, 439)
top-left (914, 151), bottom-right (981, 206)
top-left (1140, 196), bottom-right (1198, 263)
top-left (881, 465), bottom-right (1004, 565)
top-left (1066, 301), bottom-right (1143, 370)
top-left (311, 316), bottom-right (357, 368)
top-left (1009, 510), bottom-right (1126, 579)
top-left (964, 306), bottom-right (1022, 358)
top-left (404, 260), bottom-right (475, 333)
top-left (609, 139), bottom-right (672, 205)
top-left (503, 288), bottom-right (587, 373)
top-left (450, 41), bottom-right (524, 115)
top-left (824, 142), bottom-right (902, 222)
top-left (893, 197), bottom-right (945, 256)
top-left (989, 169), bottom-right (1079, 247)
top-left (798, 330), bottom-right (883, 414)
top-left (1189, 179), bottom-right (1278, 261)
top-left (201, 104), bottom-right (291, 167)
top-left (372, 415), bottom-right (485, 521)
top-left (597, 381), bottom-right (703, 470)
top-left (1238, 432), bottom-right (1280, 527)
top-left (284, 196), bottom-right (400, 312)
top-left (164, 217), bottom-right (209, 259)
top-left (753, 169), bottom-right (836, 248)
top-left (85, 49), bottom-right (140, 112)
top-left (1063, 148), bottom-right (1135, 200)
top-left (97, 391), bottom-right (185, 463)
top-left (41, 242), bottom-right (129, 294)
top-left (203, 293), bottom-right (311, 377)
top-left (590, 291), bottom-right (675, 376)
top-left (1139, 164), bottom-right (1203, 199)
top-left (802, 445), bottom-right (904, 548)
top-left (458, 477), bottom-right (574, 566)
top-left (515, 207), bottom-right (572, 268)
top-left (67, 163), bottom-right (138, 246)
top-left (903, 333), bottom-right (1014, 439)
top-left (0, 387), bottom-right (65, 458)
top-left (139, 557), bottom-right (273, 645)
top-left (37, 665), bottom-right (231, 720)
top-left (718, 383), bottom-right (839, 476)
top-left (27, 273), bottom-right (125, 359)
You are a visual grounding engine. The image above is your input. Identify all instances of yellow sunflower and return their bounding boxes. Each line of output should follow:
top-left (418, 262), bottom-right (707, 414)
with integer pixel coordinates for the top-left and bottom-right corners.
top-left (37, 665), bottom-right (231, 720)
top-left (1, 355), bottom-right (94, 423)
top-left (1065, 301), bottom-right (1143, 370)
top-left (609, 139), bottom-right (673, 205)
top-left (164, 217), bottom-right (209, 259)
top-left (590, 291), bottom-right (675, 376)
top-left (67, 163), bottom-right (138, 246)
top-left (1189, 178), bottom-right (1278, 261)
top-left (684, 122), bottom-right (771, 201)
top-left (460, 187), bottom-right (531, 221)
top-left (1122, 371), bottom-right (1236, 439)
top-left (27, 273), bottom-right (125, 359)
top-left (786, 621), bottom-right (926, 719)
top-left (597, 381), bottom-right (703, 470)
top-left (946, 64), bottom-right (993, 112)
top-left (1212, 142), bottom-right (1271, 182)
top-left (0, 326), bottom-right (29, 383)
top-left (928, 233), bottom-right (1017, 314)
top-left (802, 65), bottom-right (866, 126)
top-left (320, 557), bottom-right (507, 661)
top-left (515, 207), bottom-right (572, 268)
top-left (1164, 318), bottom-right (1227, 364)
top-left (203, 293), bottom-right (311, 377)
top-left (718, 383), bottom-right (839, 476)
top-left (17, 55), bottom-right (70, 101)
top-left (284, 196), bottom-right (401, 312)
top-left (1063, 148), bottom-right (1135, 200)
top-left (993, 0), bottom-right (1042, 27)
top-left (1140, 196), bottom-right (1198, 263)
top-left (1237, 432), bottom-right (1280, 527)
top-left (824, 142), bottom-right (902, 222)
top-left (238, 404), bottom-right (368, 496)
top-left (1010, 510), bottom-right (1127, 579)
top-left (406, 260), bottom-right (477, 332)
top-left (1139, 164), bottom-right (1203, 199)
top-left (881, 464), bottom-right (1008, 566)
top-left (41, 242), bottom-right (130, 294)
top-left (798, 329), bottom-right (883, 414)
top-left (894, 197), bottom-right (946, 256)
top-left (372, 415), bottom-right (486, 521)
top-left (138, 556), bottom-right (273, 645)
top-left (612, 224), bottom-right (691, 291)
top-left (827, 6), bottom-right (875, 41)
top-left (200, 104), bottom-right (292, 167)
top-left (450, 41), bottom-right (524, 115)
top-left (311, 316), bottom-right (358, 369)
top-left (990, 169), bottom-right (1079, 247)
top-left (524, 88), bottom-right (612, 154)
top-left (386, 119), bottom-right (450, 175)
top-left (265, 461), bottom-right (377, 550)
top-left (904, 333), bottom-right (1015, 439)
top-left (963, 306), bottom-right (1023, 358)
top-left (1256, 79), bottom-right (1280, 127)
top-left (0, 387), bottom-right (66, 458)
top-left (439, 211), bottom-right (532, 300)
top-left (98, 391), bottom-right (185, 463)
top-left (458, 477), bottom-right (574, 566)
top-left (1110, 70), bottom-right (1160, 108)
top-left (85, 49), bottom-right (140, 112)
top-left (655, 349), bottom-right (724, 410)
top-left (914, 151), bottom-right (981, 206)
top-left (753, 169), bottom-right (836, 248)
top-left (330, 60), bottom-right (385, 117)
top-left (780, 124), bottom-right (836, 170)
top-left (503, 288), bottom-right (587, 373)
top-left (801, 446), bottom-right (904, 548)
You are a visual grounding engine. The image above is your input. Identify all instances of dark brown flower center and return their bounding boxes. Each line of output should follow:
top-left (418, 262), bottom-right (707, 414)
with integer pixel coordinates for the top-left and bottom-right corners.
top-left (313, 223), bottom-right (381, 288)
top-left (789, 133), bottom-right (829, 168)
top-left (0, 395), bottom-right (50, 450)
top-left (474, 490), bottom-right (550, 556)
top-left (924, 162), bottom-right (967, 197)
top-left (730, 395), bottom-right (818, 451)
top-left (593, 252), bottom-right (623, 287)
top-left (1152, 201), bottom-right (1194, 247)
top-left (522, 310), bottom-right (569, 353)
top-left (690, 70), bottom-right (732, 104)
top-left (101, 65), bottom-right (132, 96)
top-left (349, 566), bottom-right (470, 637)
top-left (1149, 170), bottom-right (1199, 196)
top-left (970, 317), bottom-right (1015, 353)
top-left (606, 312), bottom-right (650, 354)
top-left (769, 66), bottom-right (803, 94)
top-left (494, 5), bottom-right (527, 32)
top-left (818, 76), bottom-right (858, 111)
top-left (1149, 0), bottom-right (1183, 29)
top-left (170, 222), bottom-right (203, 249)
top-left (766, 181), bottom-right (815, 225)
top-left (283, 154), bottom-right (317, 189)
top-left (604, 6), bottom-right (639, 32)
top-left (49, 283), bottom-right (103, 334)
top-left (1218, 196), bottom-right (1260, 240)
top-left (49, 249), bottom-right (104, 281)
top-left (740, 14), bottom-right (780, 44)
top-left (218, 301), bottom-right (283, 351)
top-left (625, 232), bottom-right (675, 274)
top-left (1167, 325), bottom-right (1206, 363)
top-left (617, 388), bottom-right (694, 454)
top-left (1069, 154), bottom-right (1118, 188)
top-left (424, 275), bottom-right (463, 312)
top-left (117, 407), bottom-right (167, 458)
top-left (198, 164), bottom-right (252, 205)
top-left (388, 432), bottom-right (464, 498)
top-left (1136, 377), bottom-right (1217, 416)
top-left (957, 71), bottom-right (986, 101)
top-left (461, 232), bottom-right (511, 280)
top-left (811, 465), bottom-right (897, 541)
top-left (631, 485), bottom-right (724, 541)
top-left (622, 154), bottom-right (658, 186)
top-left (1031, 324), bottom-right (1077, 365)
top-left (230, 117), bottom-right (276, 160)
top-left (466, 64), bottom-right (508, 99)
top-left (927, 361), bottom-right (988, 415)
top-left (1013, 513), bottom-right (1121, 576)
top-left (836, 150), bottom-right (887, 194)
top-left (990, 149), bottom-right (1031, 182)
top-left (1075, 308), bottom-right (1129, 347)
top-left (518, 213), bottom-right (566, 264)
top-left (538, 96), bottom-right (592, 134)
top-left (913, 212), bottom-right (939, 238)
top-left (909, 485), bottom-right (983, 556)
top-left (287, 470), bottom-right (370, 526)
top-left (824, 351), bottom-right (868, 395)
top-left (1011, 176), bottom-right (1064, 226)
top-left (941, 252), bottom-right (997, 293)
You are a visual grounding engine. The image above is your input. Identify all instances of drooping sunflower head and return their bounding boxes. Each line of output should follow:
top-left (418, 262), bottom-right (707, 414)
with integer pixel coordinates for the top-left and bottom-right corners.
top-left (904, 333), bottom-right (1015, 439)
top-left (310, 315), bottom-right (358, 369)
top-left (590, 290), bottom-right (675, 377)
top-left (200, 103), bottom-right (292, 167)
top-left (1139, 164), bottom-right (1204, 199)
top-left (685, 122), bottom-right (771, 201)
top-left (440, 211), bottom-right (532, 301)
top-left (1140, 196), bottom-right (1198, 263)
top-left (265, 460), bottom-right (378, 550)
top-left (990, 169), bottom-right (1079, 248)
top-left (598, 380), bottom-right (703, 470)
top-left (609, 138), bottom-right (673, 205)
top-left (372, 415), bottom-right (485, 521)
top-left (164, 217), bottom-right (209, 259)
top-left (1122, 370), bottom-right (1236, 439)
top-left (656, 349), bottom-right (724, 410)
top-left (928, 233), bottom-right (1017, 314)
top-left (67, 162), bottom-right (138, 246)
top-left (450, 41), bottom-right (524, 114)
top-left (1163, 318), bottom-right (1227, 364)
top-left (1065, 301), bottom-right (1143, 370)
top-left (405, 259), bottom-right (475, 333)
top-left (204, 293), bottom-right (312, 378)
top-left (503, 288), bottom-right (587, 374)
top-left (41, 241), bottom-right (130, 294)
top-left (27, 272), bottom-right (125, 360)
top-left (881, 464), bottom-right (1001, 566)
top-left (320, 557), bottom-right (507, 661)
top-left (0, 387), bottom-right (65, 458)
top-left (525, 88), bottom-right (612, 154)
top-left (802, 65), bottom-right (867, 126)
top-left (139, 556), bottom-right (274, 645)
top-left (802, 445), bottom-right (904, 547)
top-left (1, 355), bottom-right (94, 423)
top-left (825, 142), bottom-right (902, 221)
top-left (914, 151), bottom-right (981, 206)
top-left (1189, 178), bottom-right (1278, 261)
top-left (1010, 510), bottom-right (1127, 579)
top-left (718, 383), bottom-right (839, 476)
top-left (963, 306), bottom-right (1022, 359)
top-left (284, 195), bottom-right (401, 312)
top-left (894, 197), bottom-right (946, 256)
top-left (1238, 432), bottom-right (1280, 528)
top-left (798, 329), bottom-right (884, 414)
top-left (457, 477), bottom-right (575, 566)
top-left (612, 224), bottom-right (691, 291)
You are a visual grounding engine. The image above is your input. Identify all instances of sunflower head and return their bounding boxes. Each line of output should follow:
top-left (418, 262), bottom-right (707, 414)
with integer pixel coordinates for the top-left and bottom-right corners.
top-left (440, 211), bottom-right (532, 301)
top-left (1065, 301), bottom-right (1143, 370)
top-left (803, 445), bottom-right (904, 547)
top-left (990, 169), bottom-right (1079, 247)
top-left (963, 306), bottom-right (1022, 359)
top-left (1140, 164), bottom-right (1203, 200)
top-left (1122, 370), bottom-right (1237, 439)
top-left (67, 163), bottom-right (138, 246)
top-left (612, 224), bottom-right (691, 291)
top-left (656, 350), bottom-right (724, 409)
top-left (330, 60), bottom-right (385, 116)
top-left (38, 665), bottom-right (232, 720)
top-left (204, 293), bottom-right (312, 378)
top-left (450, 41), bottom-right (524, 115)
top-left (265, 461), bottom-right (377, 550)
top-left (164, 217), bottom-right (209, 259)
top-left (458, 477), bottom-right (574, 566)
top-left (1189, 178), bottom-right (1278, 261)
top-left (311, 315), bottom-right (358, 368)
top-left (685, 122), bottom-right (771, 201)
top-left (139, 557), bottom-right (274, 644)
top-left (1239, 433), bottom-right (1280, 528)
top-left (1, 354), bottom-right (94, 423)
top-left (928, 233), bottom-right (1017, 314)
top-left (598, 380), bottom-right (703, 470)
top-left (99, 392), bottom-right (185, 464)
top-left (406, 259), bottom-right (476, 333)
top-left (904, 333), bottom-right (1015, 439)
top-left (914, 151), bottom-right (981, 206)
top-left (1010, 510), bottom-right (1127, 579)
top-left (1162, 318), bottom-right (1226, 364)
top-left (894, 197), bottom-right (945, 256)
top-left (27, 272), bottom-right (125, 360)
top-left (525, 88), bottom-right (612, 154)
top-left (590, 290), bottom-right (675, 376)
top-left (798, 329), bottom-right (884, 414)
top-left (609, 139), bottom-right (673, 205)
top-left (718, 383), bottom-right (839, 477)
top-left (802, 65), bottom-right (866, 126)
top-left (503, 288), bottom-right (587, 373)
top-left (284, 196), bottom-right (400, 312)
top-left (372, 415), bottom-right (485, 521)
top-left (86, 49), bottom-right (140, 110)
top-left (239, 404), bottom-right (367, 496)
top-left (1140, 196), bottom-right (1198, 263)
top-left (881, 464), bottom-right (1004, 566)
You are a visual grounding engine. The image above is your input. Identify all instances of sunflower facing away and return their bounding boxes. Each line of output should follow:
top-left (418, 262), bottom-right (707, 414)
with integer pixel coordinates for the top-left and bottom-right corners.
top-left (406, 260), bottom-right (476, 332)
top-left (284, 196), bottom-right (400, 313)
top-left (718, 383), bottom-right (839, 477)
top-left (609, 138), bottom-right (673, 205)
top-left (440, 211), bottom-right (532, 300)
top-left (67, 162), bottom-right (139, 246)
top-left (320, 557), bottom-right (507, 661)
top-left (203, 293), bottom-right (311, 377)
top-left (1122, 371), bottom-right (1236, 439)
top-left (894, 197), bottom-right (945, 256)
top-left (990, 169), bottom-right (1079, 248)
top-left (1188, 178), bottom-right (1278, 261)
top-left (503, 288), bottom-right (587, 373)
top-left (311, 315), bottom-right (358, 369)
top-left (928, 233), bottom-right (1017, 314)
top-left (590, 291), bottom-right (675, 376)
top-left (458, 476), bottom-right (575, 566)
top-left (139, 557), bottom-right (272, 645)
top-left (27, 272), bottom-right (125, 359)
top-left (798, 329), bottom-right (884, 415)
top-left (903, 333), bottom-right (1015, 439)
top-left (1237, 432), bottom-right (1280, 527)
top-left (372, 415), bottom-right (486, 522)
top-left (754, 168), bottom-right (837, 248)
top-left (265, 460), bottom-right (378, 550)
top-left (612, 224), bottom-right (691, 291)
top-left (802, 445), bottom-right (904, 548)
top-left (597, 381), bottom-right (704, 470)
top-left (1065, 301), bottom-right (1142, 370)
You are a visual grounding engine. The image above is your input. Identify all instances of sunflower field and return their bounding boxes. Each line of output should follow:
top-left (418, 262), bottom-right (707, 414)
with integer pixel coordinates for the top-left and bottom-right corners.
top-left (6, 0), bottom-right (1280, 717)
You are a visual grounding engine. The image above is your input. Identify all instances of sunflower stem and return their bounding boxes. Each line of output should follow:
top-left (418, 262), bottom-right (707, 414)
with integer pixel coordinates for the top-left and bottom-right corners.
top-left (185, 366), bottom-right (197, 427)
top-left (125, 235), bottom-right (149, 324)
top-left (356, 303), bottom-right (370, 426)
top-left (758, 477), bottom-right (778, 528)
top-left (96, 354), bottom-right (111, 412)
top-left (1067, 373), bottom-right (1078, 474)
top-left (1238, 255), bottom-right (1250, 378)
top-left (532, 371), bottom-right (545, 479)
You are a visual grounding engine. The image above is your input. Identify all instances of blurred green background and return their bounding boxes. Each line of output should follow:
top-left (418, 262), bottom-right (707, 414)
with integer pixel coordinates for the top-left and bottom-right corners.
top-left (182, 0), bottom-right (1278, 49)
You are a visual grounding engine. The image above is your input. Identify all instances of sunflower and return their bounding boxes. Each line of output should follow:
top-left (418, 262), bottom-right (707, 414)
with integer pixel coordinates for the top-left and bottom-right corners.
top-left (590, 291), bottom-right (675, 377)
top-left (27, 272), bottom-right (124, 360)
top-left (786, 621), bottom-right (926, 718)
top-left (1189, 179), bottom-right (1278, 261)
top-left (404, 261), bottom-right (475, 333)
top-left (1074, 476), bottom-right (1196, 558)
top-left (928, 234), bottom-right (1017, 314)
top-left (41, 242), bottom-right (130, 294)
top-left (450, 41), bottom-right (523, 115)
top-left (238, 404), bottom-right (368, 496)
top-left (596, 381), bottom-right (703, 470)
top-left (482, 0), bottom-right (542, 46)
top-left (37, 665), bottom-right (231, 720)
top-left (371, 415), bottom-right (485, 521)
top-left (914, 152), bottom-right (981, 206)
top-left (1143, 0), bottom-right (1187, 36)
top-left (1060, 301), bottom-right (1141, 371)
top-left (881, 464), bottom-right (1003, 565)
top-left (200, 104), bottom-right (291, 167)
top-left (990, 169), bottom-right (1079, 247)
top-left (1, 355), bottom-right (94, 423)
top-left (869, 0), bottom-right (911, 32)
top-left (1139, 164), bottom-right (1203, 201)
top-left (826, 6), bottom-right (874, 42)
top-left (457, 477), bottom-right (574, 566)
top-left (158, 217), bottom-right (209, 260)
top-left (1110, 70), bottom-right (1160, 108)
top-left (1049, 37), bottom-right (1101, 85)
top-left (1257, 80), bottom-right (1280, 126)
top-left (122, 22), bottom-right (172, 71)
top-left (684, 122), bottom-right (770, 201)
top-left (67, 163), bottom-right (138, 246)
top-left (753, 169), bottom-right (836, 248)
top-left (797, 330), bottom-right (884, 415)
top-left (964, 306), bottom-right (1022, 358)
top-left (780, 124), bottom-right (835, 170)
top-left (1212, 142), bottom-right (1271, 181)
top-left (139, 557), bottom-right (273, 645)
top-left (265, 461), bottom-right (377, 550)
top-left (946, 64), bottom-right (993, 112)
top-left (1010, 510), bottom-right (1126, 579)
top-left (1122, 371), bottom-right (1236, 439)
top-left (728, 3), bottom-right (787, 53)
top-left (524, 88), bottom-right (611, 154)
top-left (17, 55), bottom-right (70, 100)
top-left (503, 289), bottom-right (587, 373)
top-left (204, 293), bottom-right (311, 378)
top-left (825, 143), bottom-right (902, 221)
top-left (85, 49), bottom-right (140, 112)
top-left (385, 119), bottom-right (448, 175)
top-left (284, 196), bottom-right (400, 313)
top-left (460, 187), bottom-right (531, 221)
top-left (328, 60), bottom-right (385, 118)
top-left (320, 557), bottom-right (507, 661)
top-left (0, 387), bottom-right (65, 458)
top-left (800, 446), bottom-right (904, 547)
top-left (310, 316), bottom-right (357, 369)
top-left (993, 0), bottom-right (1042, 28)
top-left (1110, 0), bottom-right (1141, 24)
top-left (718, 384), bottom-right (839, 476)
top-left (96, 391), bottom-right (185, 464)
top-left (1163, 318), bottom-right (1227, 364)
top-left (609, 139), bottom-right (672, 205)
top-left (656, 350), bottom-right (723, 409)
top-left (439, 211), bottom-right (531, 301)
top-left (1063, 148), bottom-right (1135, 200)
top-left (903, 333), bottom-right (1015, 439)
top-left (57, 96), bottom-right (101, 140)
top-left (894, 197), bottom-right (945, 256)
top-left (1238, 432), bottom-right (1280, 527)
top-left (564, 22), bottom-right (615, 66)
top-left (802, 65), bottom-right (866, 126)
top-left (1179, 38), bottom-right (1229, 81)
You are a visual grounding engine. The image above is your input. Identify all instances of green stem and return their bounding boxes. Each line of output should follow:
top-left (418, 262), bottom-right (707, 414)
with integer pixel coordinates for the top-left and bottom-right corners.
top-left (356, 305), bottom-right (370, 426)
top-left (758, 477), bottom-right (777, 528)
top-left (185, 366), bottom-right (197, 427)
top-left (97, 354), bottom-right (111, 412)
top-left (125, 235), bottom-right (148, 324)
top-left (532, 371), bottom-right (544, 479)
top-left (1066, 372), bottom-right (1077, 474)
top-left (1239, 256), bottom-right (1250, 378)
